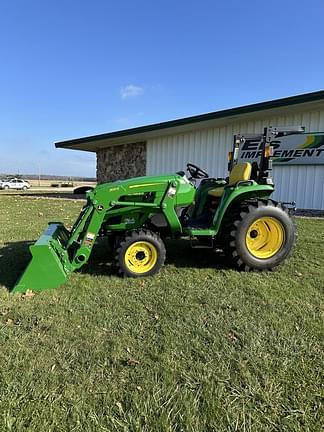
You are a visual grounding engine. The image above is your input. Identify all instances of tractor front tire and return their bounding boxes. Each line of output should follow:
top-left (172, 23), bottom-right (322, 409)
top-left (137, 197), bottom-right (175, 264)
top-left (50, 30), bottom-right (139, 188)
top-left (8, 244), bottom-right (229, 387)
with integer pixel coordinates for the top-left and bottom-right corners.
top-left (226, 200), bottom-right (296, 271)
top-left (115, 229), bottom-right (166, 278)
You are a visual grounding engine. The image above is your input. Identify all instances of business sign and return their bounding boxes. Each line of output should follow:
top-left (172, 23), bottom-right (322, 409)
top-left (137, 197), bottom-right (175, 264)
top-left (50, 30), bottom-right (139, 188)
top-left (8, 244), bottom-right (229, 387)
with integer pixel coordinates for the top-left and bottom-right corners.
top-left (238, 133), bottom-right (324, 165)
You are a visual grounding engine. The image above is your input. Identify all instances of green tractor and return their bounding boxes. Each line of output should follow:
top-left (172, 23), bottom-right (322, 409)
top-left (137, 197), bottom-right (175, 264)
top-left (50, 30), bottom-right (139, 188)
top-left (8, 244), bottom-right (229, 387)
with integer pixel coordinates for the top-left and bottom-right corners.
top-left (13, 126), bottom-right (300, 293)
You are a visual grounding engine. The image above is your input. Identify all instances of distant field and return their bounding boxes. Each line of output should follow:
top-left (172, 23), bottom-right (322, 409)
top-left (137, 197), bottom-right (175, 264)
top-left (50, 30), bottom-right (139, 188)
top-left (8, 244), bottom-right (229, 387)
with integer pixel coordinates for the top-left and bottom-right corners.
top-left (27, 179), bottom-right (96, 188)
top-left (0, 179), bottom-right (96, 194)
top-left (0, 195), bottom-right (323, 431)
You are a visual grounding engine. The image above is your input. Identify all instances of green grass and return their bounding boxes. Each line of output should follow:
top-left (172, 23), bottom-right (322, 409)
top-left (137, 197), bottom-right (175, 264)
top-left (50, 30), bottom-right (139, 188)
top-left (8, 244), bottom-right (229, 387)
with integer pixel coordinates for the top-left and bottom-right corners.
top-left (0, 195), bottom-right (323, 431)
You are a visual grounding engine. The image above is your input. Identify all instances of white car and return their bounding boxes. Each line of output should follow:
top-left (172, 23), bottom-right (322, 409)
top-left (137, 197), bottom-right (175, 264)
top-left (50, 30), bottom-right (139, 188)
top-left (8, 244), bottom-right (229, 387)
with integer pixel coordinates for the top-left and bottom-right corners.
top-left (0, 178), bottom-right (31, 190)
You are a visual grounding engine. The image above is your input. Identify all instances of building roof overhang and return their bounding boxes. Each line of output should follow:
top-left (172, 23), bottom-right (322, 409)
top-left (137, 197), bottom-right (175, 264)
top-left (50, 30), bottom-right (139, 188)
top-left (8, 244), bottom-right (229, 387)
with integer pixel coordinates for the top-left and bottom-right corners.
top-left (55, 90), bottom-right (324, 152)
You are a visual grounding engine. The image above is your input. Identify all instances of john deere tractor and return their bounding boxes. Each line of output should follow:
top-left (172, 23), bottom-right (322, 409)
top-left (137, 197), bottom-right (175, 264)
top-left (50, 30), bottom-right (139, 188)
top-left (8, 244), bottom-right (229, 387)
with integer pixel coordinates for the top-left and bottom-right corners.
top-left (13, 126), bottom-right (300, 293)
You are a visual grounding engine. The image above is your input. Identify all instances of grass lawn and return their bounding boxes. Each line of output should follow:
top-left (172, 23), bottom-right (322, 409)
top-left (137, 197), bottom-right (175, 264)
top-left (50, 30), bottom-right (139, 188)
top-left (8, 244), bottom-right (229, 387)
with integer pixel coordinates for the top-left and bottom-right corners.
top-left (0, 195), bottom-right (323, 431)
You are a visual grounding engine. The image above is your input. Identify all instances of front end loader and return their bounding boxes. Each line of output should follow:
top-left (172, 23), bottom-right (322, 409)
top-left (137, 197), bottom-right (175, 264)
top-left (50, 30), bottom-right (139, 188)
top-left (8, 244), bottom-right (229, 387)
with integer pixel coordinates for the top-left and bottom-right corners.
top-left (13, 126), bottom-right (300, 293)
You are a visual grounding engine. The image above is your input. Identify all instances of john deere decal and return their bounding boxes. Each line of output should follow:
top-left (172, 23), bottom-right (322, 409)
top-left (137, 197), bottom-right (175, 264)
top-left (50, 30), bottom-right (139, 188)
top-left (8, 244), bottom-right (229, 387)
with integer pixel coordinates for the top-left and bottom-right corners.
top-left (238, 133), bottom-right (324, 165)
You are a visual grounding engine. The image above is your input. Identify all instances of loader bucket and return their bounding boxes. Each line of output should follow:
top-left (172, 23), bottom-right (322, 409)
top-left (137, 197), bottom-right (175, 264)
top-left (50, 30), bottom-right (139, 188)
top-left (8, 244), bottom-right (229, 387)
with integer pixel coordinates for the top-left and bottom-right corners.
top-left (12, 223), bottom-right (73, 294)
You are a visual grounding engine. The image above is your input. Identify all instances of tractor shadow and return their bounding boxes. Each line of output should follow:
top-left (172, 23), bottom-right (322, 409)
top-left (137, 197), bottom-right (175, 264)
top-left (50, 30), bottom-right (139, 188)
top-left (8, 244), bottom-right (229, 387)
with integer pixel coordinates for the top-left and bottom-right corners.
top-left (0, 241), bottom-right (34, 290)
top-left (83, 237), bottom-right (232, 277)
top-left (79, 238), bottom-right (116, 277)
top-left (0, 238), bottom-right (232, 291)
top-left (164, 239), bottom-right (232, 270)
top-left (0, 239), bottom-right (115, 291)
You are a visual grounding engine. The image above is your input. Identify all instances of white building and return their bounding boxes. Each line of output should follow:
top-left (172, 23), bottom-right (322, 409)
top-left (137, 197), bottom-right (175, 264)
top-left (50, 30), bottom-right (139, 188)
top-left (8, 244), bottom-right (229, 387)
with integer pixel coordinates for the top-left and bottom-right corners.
top-left (56, 90), bottom-right (324, 210)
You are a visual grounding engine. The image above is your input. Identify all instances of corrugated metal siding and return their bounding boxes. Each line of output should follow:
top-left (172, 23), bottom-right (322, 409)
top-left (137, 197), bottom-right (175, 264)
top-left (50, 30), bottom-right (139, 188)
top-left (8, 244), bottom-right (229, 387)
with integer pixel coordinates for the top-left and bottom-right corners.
top-left (147, 109), bottom-right (324, 209)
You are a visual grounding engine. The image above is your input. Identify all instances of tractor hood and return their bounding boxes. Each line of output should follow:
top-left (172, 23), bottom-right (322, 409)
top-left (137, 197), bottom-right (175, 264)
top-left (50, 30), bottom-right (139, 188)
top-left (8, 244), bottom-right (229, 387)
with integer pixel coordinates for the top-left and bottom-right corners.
top-left (95, 173), bottom-right (183, 190)
top-left (89, 173), bottom-right (195, 208)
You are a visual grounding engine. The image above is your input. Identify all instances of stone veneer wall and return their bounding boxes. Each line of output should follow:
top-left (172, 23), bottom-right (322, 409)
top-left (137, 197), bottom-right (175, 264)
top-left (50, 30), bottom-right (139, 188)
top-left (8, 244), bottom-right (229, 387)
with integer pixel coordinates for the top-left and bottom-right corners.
top-left (96, 142), bottom-right (146, 183)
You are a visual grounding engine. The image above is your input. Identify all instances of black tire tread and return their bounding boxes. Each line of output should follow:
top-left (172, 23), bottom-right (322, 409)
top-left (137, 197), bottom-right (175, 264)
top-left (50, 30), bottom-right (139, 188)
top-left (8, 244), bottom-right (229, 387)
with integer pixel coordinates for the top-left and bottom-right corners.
top-left (222, 199), bottom-right (296, 271)
top-left (114, 229), bottom-right (166, 278)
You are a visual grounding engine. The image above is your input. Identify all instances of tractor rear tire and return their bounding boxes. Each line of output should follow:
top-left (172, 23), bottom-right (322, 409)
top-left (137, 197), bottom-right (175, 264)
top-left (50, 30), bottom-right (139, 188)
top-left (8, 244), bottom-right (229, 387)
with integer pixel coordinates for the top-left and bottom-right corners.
top-left (115, 229), bottom-right (166, 278)
top-left (225, 200), bottom-right (296, 271)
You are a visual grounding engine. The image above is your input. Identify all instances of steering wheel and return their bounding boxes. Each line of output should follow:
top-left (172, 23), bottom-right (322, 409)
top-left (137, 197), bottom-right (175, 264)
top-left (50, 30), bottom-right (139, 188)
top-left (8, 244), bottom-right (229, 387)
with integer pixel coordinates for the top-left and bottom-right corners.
top-left (186, 163), bottom-right (209, 179)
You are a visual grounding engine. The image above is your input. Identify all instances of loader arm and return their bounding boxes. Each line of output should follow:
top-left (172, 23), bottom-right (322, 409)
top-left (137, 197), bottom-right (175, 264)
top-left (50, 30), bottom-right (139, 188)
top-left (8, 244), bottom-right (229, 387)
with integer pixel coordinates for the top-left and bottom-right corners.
top-left (12, 175), bottom-right (191, 293)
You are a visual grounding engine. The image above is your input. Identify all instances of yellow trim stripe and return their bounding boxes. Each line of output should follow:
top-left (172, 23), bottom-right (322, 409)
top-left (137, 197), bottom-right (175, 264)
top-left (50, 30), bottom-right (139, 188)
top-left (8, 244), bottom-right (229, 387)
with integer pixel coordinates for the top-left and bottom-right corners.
top-left (129, 183), bottom-right (164, 189)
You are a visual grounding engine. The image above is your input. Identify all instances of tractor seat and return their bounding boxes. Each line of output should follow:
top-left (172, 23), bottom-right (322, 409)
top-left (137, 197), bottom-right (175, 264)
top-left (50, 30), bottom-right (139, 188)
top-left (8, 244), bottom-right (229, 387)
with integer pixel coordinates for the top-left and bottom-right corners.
top-left (208, 162), bottom-right (252, 198)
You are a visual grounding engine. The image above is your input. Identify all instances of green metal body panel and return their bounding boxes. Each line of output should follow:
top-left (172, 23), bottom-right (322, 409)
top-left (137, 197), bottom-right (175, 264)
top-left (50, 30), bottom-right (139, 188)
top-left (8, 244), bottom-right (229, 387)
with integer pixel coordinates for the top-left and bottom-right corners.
top-left (212, 183), bottom-right (274, 233)
top-left (12, 173), bottom-right (274, 293)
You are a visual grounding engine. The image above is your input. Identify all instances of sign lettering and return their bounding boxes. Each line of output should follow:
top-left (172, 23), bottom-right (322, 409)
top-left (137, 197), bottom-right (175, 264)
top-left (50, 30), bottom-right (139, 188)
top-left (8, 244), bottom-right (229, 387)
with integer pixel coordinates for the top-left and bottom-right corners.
top-left (238, 133), bottom-right (324, 165)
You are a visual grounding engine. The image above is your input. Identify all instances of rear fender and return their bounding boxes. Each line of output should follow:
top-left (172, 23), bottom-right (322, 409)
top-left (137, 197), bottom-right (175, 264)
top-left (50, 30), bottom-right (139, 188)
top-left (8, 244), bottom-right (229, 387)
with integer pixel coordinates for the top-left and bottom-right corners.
top-left (212, 183), bottom-right (274, 234)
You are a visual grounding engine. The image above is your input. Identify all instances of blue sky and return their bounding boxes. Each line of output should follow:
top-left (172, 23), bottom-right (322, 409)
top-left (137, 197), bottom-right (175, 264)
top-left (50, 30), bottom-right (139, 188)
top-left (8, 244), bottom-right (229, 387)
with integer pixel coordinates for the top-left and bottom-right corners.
top-left (0, 0), bottom-right (323, 177)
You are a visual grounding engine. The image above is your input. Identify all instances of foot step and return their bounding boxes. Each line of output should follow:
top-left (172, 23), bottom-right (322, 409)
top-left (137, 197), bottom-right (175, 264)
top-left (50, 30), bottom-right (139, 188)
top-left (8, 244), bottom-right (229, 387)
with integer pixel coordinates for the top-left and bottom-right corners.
top-left (190, 236), bottom-right (214, 249)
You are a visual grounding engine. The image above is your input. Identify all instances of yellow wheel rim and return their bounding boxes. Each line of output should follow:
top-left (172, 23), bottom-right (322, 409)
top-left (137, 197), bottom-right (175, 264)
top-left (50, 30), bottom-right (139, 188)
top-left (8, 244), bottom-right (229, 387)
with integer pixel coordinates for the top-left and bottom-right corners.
top-left (125, 241), bottom-right (158, 274)
top-left (246, 217), bottom-right (285, 259)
